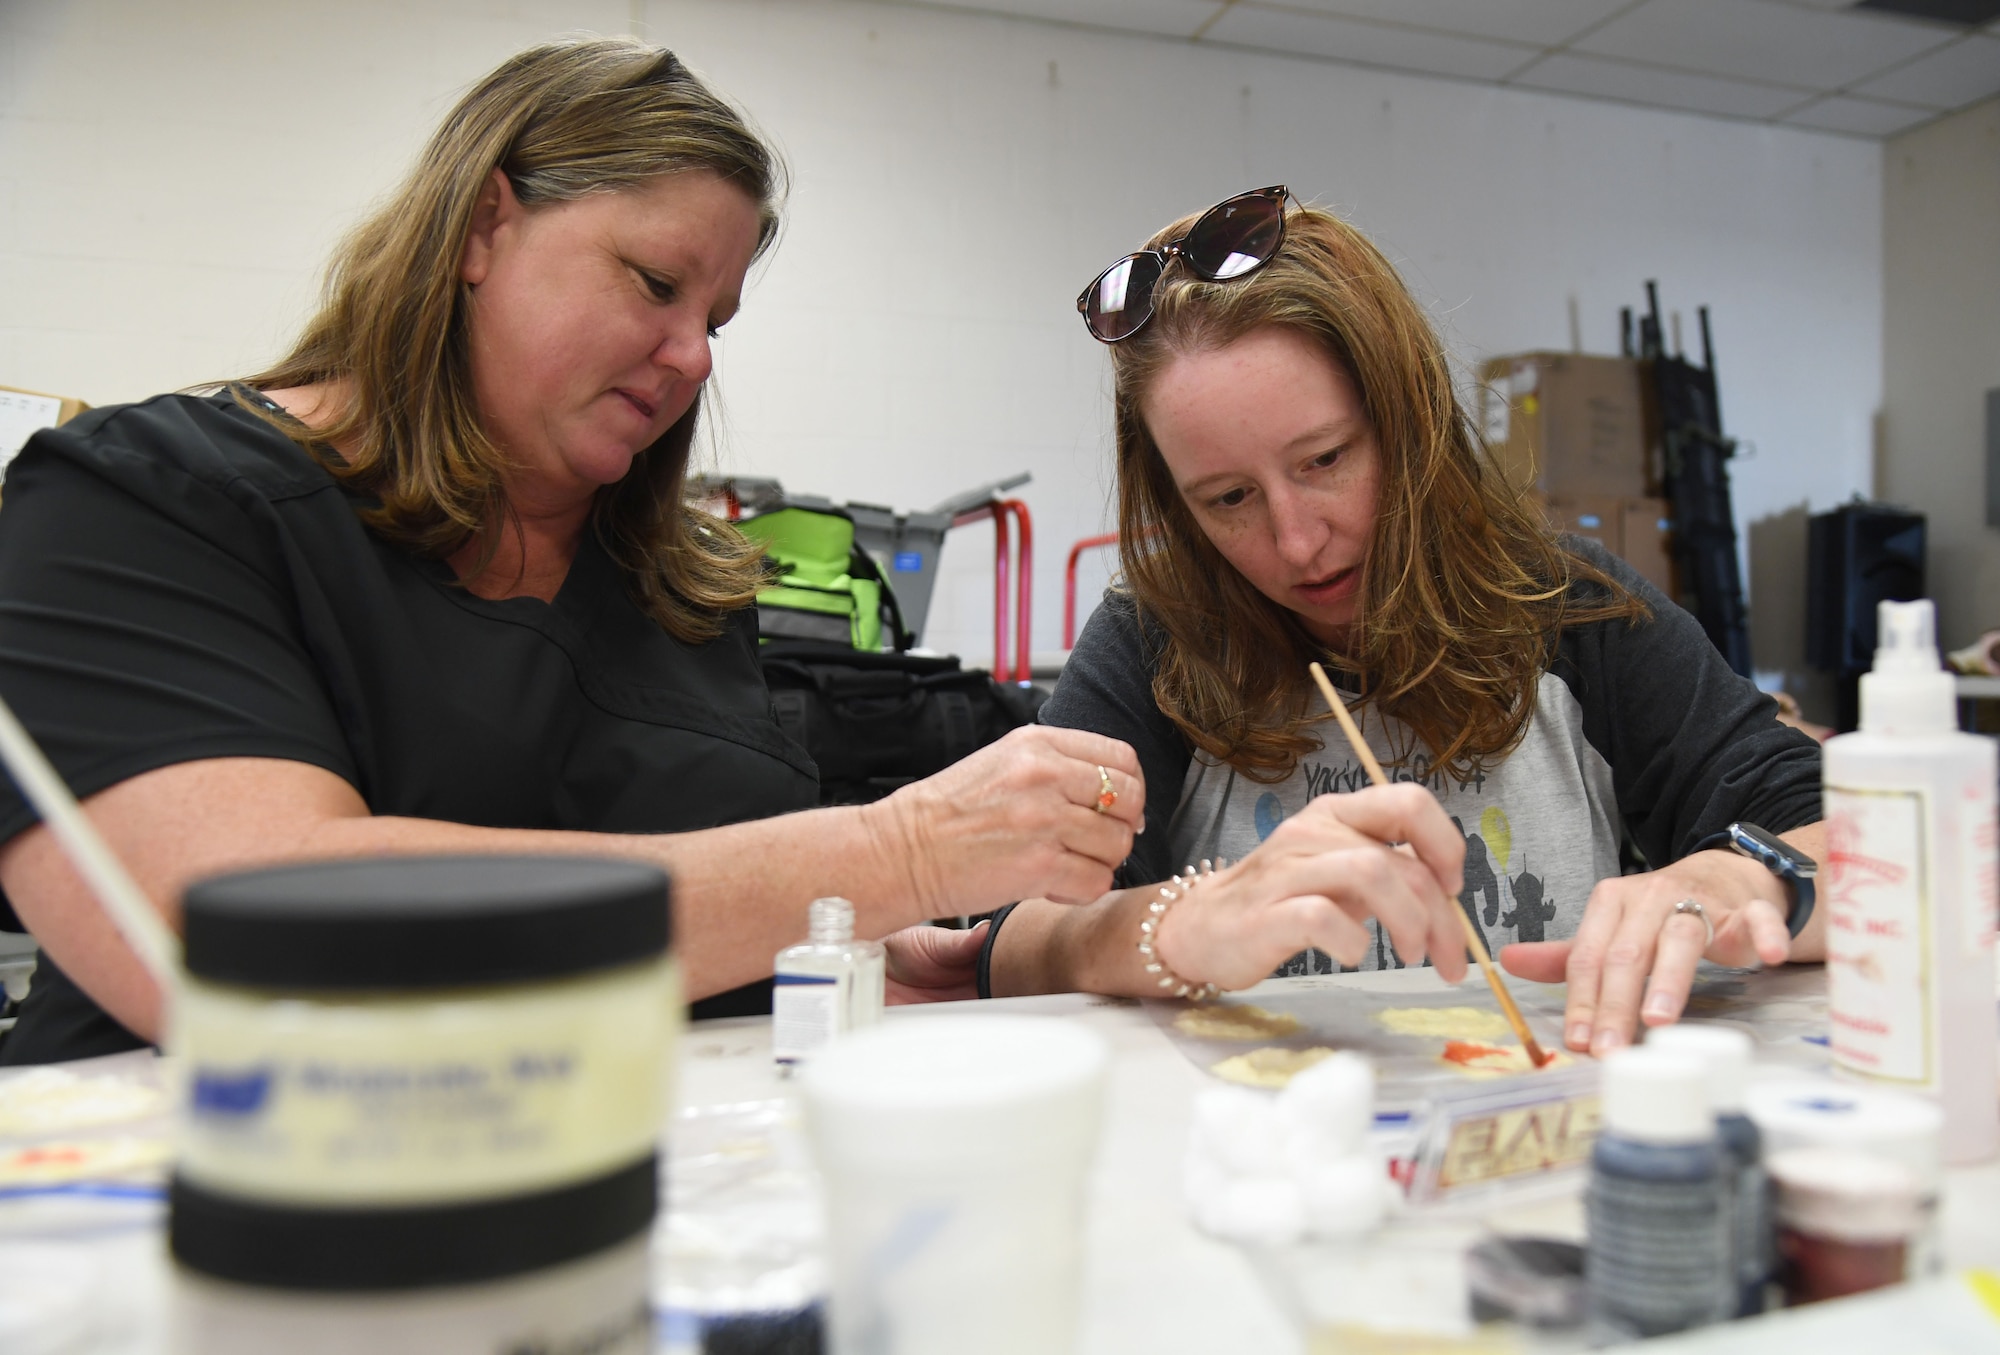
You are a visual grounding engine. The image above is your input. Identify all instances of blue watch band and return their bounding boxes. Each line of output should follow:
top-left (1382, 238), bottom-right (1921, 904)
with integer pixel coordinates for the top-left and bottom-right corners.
top-left (1691, 825), bottom-right (1816, 939)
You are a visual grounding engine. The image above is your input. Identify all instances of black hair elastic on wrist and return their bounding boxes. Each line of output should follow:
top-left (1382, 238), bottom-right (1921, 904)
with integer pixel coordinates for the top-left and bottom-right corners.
top-left (974, 902), bottom-right (1020, 999)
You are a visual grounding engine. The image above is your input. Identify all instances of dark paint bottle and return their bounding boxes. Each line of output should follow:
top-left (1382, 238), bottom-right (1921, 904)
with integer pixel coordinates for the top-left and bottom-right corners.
top-left (1585, 1049), bottom-right (1730, 1344)
top-left (1651, 1024), bottom-right (1770, 1317)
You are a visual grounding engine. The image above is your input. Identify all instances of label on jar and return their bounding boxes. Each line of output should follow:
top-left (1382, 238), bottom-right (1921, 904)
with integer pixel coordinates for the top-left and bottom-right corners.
top-left (173, 958), bottom-right (678, 1208)
top-left (772, 973), bottom-right (841, 1066)
top-left (1824, 785), bottom-right (1932, 1087)
top-left (1587, 1165), bottom-right (1728, 1337)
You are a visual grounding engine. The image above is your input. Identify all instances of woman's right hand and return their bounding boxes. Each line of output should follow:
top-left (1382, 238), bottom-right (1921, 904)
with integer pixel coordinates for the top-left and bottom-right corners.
top-left (871, 725), bottom-right (1146, 919)
top-left (1152, 784), bottom-right (1469, 990)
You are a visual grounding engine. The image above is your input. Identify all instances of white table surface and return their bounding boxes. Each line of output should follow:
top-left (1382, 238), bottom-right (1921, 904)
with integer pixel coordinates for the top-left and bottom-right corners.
top-left (687, 987), bottom-right (1310, 1354)
top-left (14, 968), bottom-right (2000, 1352)
top-left (685, 968), bottom-right (2000, 1352)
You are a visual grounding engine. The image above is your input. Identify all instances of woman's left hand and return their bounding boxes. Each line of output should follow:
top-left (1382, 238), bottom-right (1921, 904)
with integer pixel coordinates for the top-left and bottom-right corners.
top-left (1499, 824), bottom-right (1822, 1056)
top-left (882, 920), bottom-right (989, 1004)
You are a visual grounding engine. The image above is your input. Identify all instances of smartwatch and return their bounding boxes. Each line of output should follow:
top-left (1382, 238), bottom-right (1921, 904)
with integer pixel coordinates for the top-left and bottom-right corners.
top-left (1690, 823), bottom-right (1816, 938)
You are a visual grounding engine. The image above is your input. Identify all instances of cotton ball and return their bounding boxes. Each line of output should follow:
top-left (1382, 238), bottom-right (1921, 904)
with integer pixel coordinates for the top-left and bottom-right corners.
top-left (1183, 1136), bottom-right (1231, 1210)
top-left (1279, 1050), bottom-right (1374, 1157)
top-left (1297, 1152), bottom-right (1389, 1239)
top-left (1190, 1174), bottom-right (1307, 1246)
top-left (1191, 1085), bottom-right (1288, 1177)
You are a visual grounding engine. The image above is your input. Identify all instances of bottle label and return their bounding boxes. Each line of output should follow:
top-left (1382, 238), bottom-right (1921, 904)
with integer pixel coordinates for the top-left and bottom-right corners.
top-left (1586, 1168), bottom-right (1728, 1336)
top-left (772, 974), bottom-right (841, 1065)
top-left (1824, 785), bottom-right (1933, 1086)
top-left (176, 959), bottom-right (679, 1207)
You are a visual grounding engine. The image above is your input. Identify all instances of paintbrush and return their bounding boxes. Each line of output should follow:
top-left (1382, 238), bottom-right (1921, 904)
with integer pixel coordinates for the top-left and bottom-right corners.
top-left (1306, 661), bottom-right (1551, 1068)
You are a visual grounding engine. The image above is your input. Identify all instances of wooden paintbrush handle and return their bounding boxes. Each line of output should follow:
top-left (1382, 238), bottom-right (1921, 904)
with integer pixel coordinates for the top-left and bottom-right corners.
top-left (1309, 663), bottom-right (1550, 1067)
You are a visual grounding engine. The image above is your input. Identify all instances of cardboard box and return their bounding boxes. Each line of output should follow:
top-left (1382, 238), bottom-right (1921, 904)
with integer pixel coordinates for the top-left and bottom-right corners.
top-left (1541, 492), bottom-right (1678, 600)
top-left (1541, 493), bottom-right (1619, 550)
top-left (1479, 353), bottom-right (1655, 498)
top-left (1617, 497), bottom-right (1676, 597)
top-left (0, 385), bottom-right (89, 477)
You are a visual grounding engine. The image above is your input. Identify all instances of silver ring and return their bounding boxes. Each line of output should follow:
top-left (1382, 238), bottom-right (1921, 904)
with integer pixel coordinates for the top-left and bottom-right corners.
top-left (1671, 897), bottom-right (1714, 949)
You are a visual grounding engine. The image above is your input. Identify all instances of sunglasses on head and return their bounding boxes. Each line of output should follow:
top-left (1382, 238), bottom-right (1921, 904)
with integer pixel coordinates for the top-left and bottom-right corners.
top-left (1077, 185), bottom-right (1291, 343)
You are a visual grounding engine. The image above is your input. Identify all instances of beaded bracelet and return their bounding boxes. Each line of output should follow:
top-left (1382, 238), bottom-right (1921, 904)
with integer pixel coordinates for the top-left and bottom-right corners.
top-left (1138, 858), bottom-right (1227, 1003)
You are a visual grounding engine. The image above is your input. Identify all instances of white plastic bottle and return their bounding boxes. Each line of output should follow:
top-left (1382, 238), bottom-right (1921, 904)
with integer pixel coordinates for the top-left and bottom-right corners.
top-left (772, 897), bottom-right (885, 1073)
top-left (1822, 599), bottom-right (1999, 1164)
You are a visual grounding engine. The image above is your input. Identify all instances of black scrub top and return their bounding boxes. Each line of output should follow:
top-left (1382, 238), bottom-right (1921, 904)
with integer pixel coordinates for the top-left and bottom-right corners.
top-left (0, 390), bottom-right (818, 1063)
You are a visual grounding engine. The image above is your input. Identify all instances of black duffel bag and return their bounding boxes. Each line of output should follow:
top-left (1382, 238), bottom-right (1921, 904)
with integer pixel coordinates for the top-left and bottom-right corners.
top-left (760, 641), bottom-right (1046, 805)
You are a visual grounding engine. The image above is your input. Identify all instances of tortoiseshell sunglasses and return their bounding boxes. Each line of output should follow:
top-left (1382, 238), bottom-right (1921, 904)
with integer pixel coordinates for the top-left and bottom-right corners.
top-left (1076, 185), bottom-right (1291, 343)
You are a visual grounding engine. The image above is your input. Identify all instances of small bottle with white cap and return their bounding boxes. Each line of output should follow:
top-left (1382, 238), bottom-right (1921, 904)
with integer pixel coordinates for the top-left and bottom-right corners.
top-left (1745, 1076), bottom-right (1944, 1277)
top-left (772, 897), bottom-right (884, 1073)
top-left (1767, 1146), bottom-right (1923, 1305)
top-left (1822, 598), bottom-right (1999, 1164)
top-left (1648, 1024), bottom-right (1769, 1316)
top-left (1585, 1048), bottom-right (1730, 1342)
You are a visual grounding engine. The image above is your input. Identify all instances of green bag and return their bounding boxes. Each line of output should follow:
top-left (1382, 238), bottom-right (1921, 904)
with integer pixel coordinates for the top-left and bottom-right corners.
top-left (738, 507), bottom-right (908, 651)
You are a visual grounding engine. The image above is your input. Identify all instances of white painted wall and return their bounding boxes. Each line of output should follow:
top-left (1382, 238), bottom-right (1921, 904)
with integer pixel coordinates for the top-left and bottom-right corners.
top-left (1, 0), bottom-right (1883, 670)
top-left (1880, 96), bottom-right (2000, 655)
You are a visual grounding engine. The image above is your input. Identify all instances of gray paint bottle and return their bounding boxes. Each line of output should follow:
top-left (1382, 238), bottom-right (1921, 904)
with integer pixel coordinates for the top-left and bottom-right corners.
top-left (1650, 1024), bottom-right (1770, 1317)
top-left (1586, 1048), bottom-right (1730, 1342)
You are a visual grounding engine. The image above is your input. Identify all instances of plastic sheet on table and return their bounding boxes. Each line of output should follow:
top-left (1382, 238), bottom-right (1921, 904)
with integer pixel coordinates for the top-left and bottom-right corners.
top-left (0, 1048), bottom-right (169, 1237)
top-left (1149, 964), bottom-right (1833, 1108)
top-left (1673, 964), bottom-right (1832, 1071)
top-left (1145, 972), bottom-right (1574, 1116)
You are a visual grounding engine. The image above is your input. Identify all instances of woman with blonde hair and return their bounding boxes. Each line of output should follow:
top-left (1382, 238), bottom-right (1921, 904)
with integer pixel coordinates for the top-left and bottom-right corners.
top-left (0, 38), bottom-right (1143, 1063)
top-left (980, 189), bottom-right (1825, 1053)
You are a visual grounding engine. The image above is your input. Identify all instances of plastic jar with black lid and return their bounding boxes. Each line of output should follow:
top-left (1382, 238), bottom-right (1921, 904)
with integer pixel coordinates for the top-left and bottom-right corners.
top-left (168, 855), bottom-right (678, 1292)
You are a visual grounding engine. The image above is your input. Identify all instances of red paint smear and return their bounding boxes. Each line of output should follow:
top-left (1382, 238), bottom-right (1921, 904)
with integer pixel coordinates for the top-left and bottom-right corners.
top-left (1441, 1040), bottom-right (1509, 1066)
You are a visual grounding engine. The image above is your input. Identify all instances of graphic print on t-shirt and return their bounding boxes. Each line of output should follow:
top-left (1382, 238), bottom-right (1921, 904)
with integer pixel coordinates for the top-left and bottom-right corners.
top-left (1503, 861), bottom-right (1559, 942)
top-left (1458, 813), bottom-right (1501, 955)
top-left (1166, 672), bottom-right (1621, 973)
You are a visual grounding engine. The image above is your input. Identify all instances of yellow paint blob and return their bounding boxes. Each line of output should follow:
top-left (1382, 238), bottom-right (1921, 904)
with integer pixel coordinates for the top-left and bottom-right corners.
top-left (1480, 806), bottom-right (1512, 873)
top-left (0, 1067), bottom-right (164, 1135)
top-left (1374, 1006), bottom-right (1516, 1041)
top-left (1209, 1046), bottom-right (1337, 1089)
top-left (1174, 1004), bottom-right (1303, 1041)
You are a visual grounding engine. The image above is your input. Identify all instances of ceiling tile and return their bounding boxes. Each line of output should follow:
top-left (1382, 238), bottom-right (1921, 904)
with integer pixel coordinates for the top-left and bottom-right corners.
top-left (1850, 32), bottom-right (2000, 106)
top-left (898, 0), bottom-right (1227, 38)
top-left (1779, 92), bottom-right (1939, 133)
top-left (1254, 0), bottom-right (1630, 48)
top-left (1204, 4), bottom-right (1537, 79)
top-left (1573, 0), bottom-right (1957, 90)
top-left (1509, 50), bottom-right (1806, 117)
